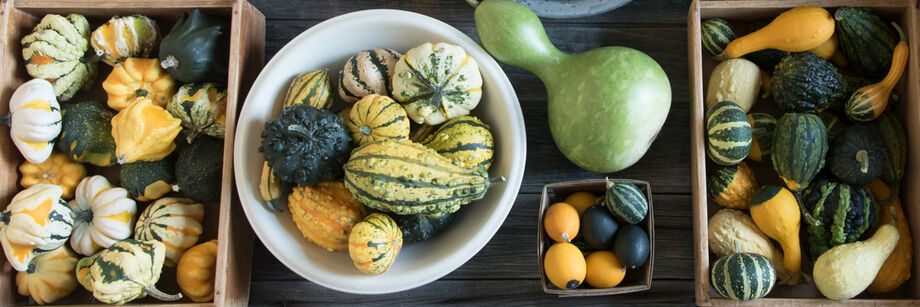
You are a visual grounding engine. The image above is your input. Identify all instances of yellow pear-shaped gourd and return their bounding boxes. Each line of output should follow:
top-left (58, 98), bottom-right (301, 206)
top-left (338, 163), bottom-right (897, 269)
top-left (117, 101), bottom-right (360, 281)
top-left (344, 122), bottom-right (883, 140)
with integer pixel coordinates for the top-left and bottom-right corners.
top-left (112, 98), bottom-right (182, 164)
top-left (749, 185), bottom-right (802, 285)
top-left (724, 6), bottom-right (834, 58)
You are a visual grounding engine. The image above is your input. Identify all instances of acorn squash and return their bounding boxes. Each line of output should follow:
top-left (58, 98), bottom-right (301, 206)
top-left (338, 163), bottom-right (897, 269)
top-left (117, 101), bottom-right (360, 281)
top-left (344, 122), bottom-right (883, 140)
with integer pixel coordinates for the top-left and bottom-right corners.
top-left (0, 184), bottom-right (74, 272)
top-left (76, 239), bottom-right (181, 304)
top-left (167, 82), bottom-right (227, 143)
top-left (91, 15), bottom-right (159, 66)
top-left (15, 245), bottom-right (79, 305)
top-left (119, 155), bottom-right (175, 201)
top-left (19, 151), bottom-right (86, 200)
top-left (827, 125), bottom-right (886, 186)
top-left (134, 197), bottom-right (204, 266)
top-left (159, 9), bottom-right (228, 83)
top-left (21, 14), bottom-right (98, 101)
top-left (174, 136), bottom-right (224, 202)
top-left (392, 42), bottom-right (483, 125)
top-left (111, 98), bottom-right (183, 164)
top-left (57, 100), bottom-right (117, 167)
top-left (260, 104), bottom-right (351, 186)
top-left (68, 175), bottom-right (137, 256)
top-left (102, 57), bottom-right (177, 110)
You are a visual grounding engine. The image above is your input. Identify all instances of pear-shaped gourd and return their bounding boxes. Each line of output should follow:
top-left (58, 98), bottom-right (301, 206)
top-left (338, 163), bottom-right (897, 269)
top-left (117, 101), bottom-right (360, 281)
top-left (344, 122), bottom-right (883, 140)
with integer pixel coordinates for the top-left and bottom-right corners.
top-left (473, 0), bottom-right (670, 172)
top-left (3, 79), bottom-right (62, 164)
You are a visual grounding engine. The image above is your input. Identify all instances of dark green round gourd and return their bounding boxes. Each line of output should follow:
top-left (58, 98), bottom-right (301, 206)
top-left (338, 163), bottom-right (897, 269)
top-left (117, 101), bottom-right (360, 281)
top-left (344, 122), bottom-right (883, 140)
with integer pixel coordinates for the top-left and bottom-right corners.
top-left (159, 9), bottom-right (229, 83)
top-left (827, 125), bottom-right (887, 186)
top-left (392, 212), bottom-right (455, 243)
top-left (802, 176), bottom-right (877, 261)
top-left (57, 100), bottom-right (117, 167)
top-left (706, 101), bottom-right (752, 166)
top-left (701, 18), bottom-right (735, 57)
top-left (120, 155), bottom-right (176, 201)
top-left (710, 252), bottom-right (776, 300)
top-left (260, 104), bottom-right (351, 187)
top-left (770, 52), bottom-right (848, 113)
top-left (613, 224), bottom-right (649, 269)
top-left (835, 7), bottom-right (898, 79)
top-left (772, 113), bottom-right (828, 193)
top-left (174, 136), bottom-right (224, 202)
top-left (473, 0), bottom-right (670, 173)
top-left (818, 112), bottom-right (845, 142)
top-left (873, 110), bottom-right (907, 202)
top-left (742, 18), bottom-right (789, 72)
top-left (581, 206), bottom-right (618, 250)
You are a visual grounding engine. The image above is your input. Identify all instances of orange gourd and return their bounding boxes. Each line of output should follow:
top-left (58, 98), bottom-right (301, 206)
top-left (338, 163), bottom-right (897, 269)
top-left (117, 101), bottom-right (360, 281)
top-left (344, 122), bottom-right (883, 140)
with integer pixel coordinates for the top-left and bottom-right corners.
top-left (845, 23), bottom-right (909, 122)
top-left (543, 202), bottom-right (579, 243)
top-left (866, 179), bottom-right (913, 294)
top-left (724, 6), bottom-right (834, 58)
top-left (749, 185), bottom-right (802, 285)
top-left (288, 181), bottom-right (368, 251)
top-left (111, 98), bottom-right (182, 164)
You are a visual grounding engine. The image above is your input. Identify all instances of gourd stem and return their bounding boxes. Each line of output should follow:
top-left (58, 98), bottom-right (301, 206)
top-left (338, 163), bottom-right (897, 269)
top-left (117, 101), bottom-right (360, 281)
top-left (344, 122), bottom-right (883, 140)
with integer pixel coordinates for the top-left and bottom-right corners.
top-left (72, 209), bottom-right (93, 223)
top-left (186, 129), bottom-right (202, 144)
top-left (0, 211), bottom-right (8, 225)
top-left (80, 50), bottom-right (103, 64)
top-left (144, 285), bottom-right (182, 301)
top-left (161, 55), bottom-right (179, 70)
top-left (487, 176), bottom-right (506, 187)
top-left (0, 114), bottom-right (10, 126)
top-left (794, 191), bottom-right (820, 227)
top-left (287, 124), bottom-right (312, 138)
top-left (856, 150), bottom-right (869, 173)
top-left (880, 184), bottom-right (900, 206)
top-left (465, 0), bottom-right (480, 7)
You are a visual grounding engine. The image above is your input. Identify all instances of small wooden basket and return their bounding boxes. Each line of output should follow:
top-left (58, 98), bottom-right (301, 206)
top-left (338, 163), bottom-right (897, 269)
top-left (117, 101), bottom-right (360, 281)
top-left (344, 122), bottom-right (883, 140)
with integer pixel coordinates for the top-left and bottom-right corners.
top-left (537, 179), bottom-right (655, 297)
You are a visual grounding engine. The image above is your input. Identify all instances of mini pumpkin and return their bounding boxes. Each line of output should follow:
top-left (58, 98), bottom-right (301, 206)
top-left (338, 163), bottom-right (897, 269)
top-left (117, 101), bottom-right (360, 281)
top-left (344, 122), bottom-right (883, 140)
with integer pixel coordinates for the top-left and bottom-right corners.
top-left (0, 184), bottom-right (74, 272)
top-left (76, 239), bottom-right (181, 304)
top-left (338, 48), bottom-right (402, 103)
top-left (15, 245), bottom-right (79, 305)
top-left (21, 14), bottom-right (99, 101)
top-left (111, 98), bottom-right (183, 164)
top-left (177, 240), bottom-right (217, 302)
top-left (349, 213), bottom-right (403, 275)
top-left (392, 42), bottom-right (483, 125)
top-left (345, 94), bottom-right (410, 146)
top-left (289, 181), bottom-right (368, 251)
top-left (69, 175), bottom-right (137, 256)
top-left (166, 82), bottom-right (227, 143)
top-left (91, 15), bottom-right (159, 66)
top-left (19, 151), bottom-right (87, 200)
top-left (4, 79), bottom-right (62, 164)
top-left (102, 57), bottom-right (177, 110)
top-left (134, 197), bottom-right (204, 266)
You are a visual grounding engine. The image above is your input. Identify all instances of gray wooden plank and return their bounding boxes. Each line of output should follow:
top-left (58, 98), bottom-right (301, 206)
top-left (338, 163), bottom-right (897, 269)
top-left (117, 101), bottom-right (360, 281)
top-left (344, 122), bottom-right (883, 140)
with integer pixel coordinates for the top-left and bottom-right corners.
top-left (250, 0), bottom-right (691, 25)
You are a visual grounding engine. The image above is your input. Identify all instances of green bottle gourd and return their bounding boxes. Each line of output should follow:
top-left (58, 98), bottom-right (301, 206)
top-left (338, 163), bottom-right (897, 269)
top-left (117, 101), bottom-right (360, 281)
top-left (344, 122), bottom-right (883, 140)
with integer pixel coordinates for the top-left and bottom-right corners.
top-left (471, 0), bottom-right (671, 173)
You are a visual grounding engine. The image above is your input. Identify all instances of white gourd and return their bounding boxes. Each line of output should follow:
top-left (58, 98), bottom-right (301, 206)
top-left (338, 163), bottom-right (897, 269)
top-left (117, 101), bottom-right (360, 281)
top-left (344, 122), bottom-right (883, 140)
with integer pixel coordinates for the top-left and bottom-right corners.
top-left (392, 42), bottom-right (483, 125)
top-left (69, 175), bottom-right (137, 256)
top-left (708, 209), bottom-right (788, 282)
top-left (134, 197), bottom-right (205, 266)
top-left (813, 216), bottom-right (900, 300)
top-left (705, 58), bottom-right (762, 112)
top-left (0, 184), bottom-right (74, 271)
top-left (5, 79), bottom-right (62, 163)
top-left (338, 48), bottom-right (402, 103)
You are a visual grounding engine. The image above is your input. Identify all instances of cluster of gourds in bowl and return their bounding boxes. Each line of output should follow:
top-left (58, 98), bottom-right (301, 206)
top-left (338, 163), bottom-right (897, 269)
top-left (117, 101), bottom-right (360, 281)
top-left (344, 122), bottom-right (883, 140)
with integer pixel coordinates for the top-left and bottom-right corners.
top-left (0, 10), bottom-right (232, 304)
top-left (257, 43), bottom-right (503, 275)
top-left (701, 5), bottom-right (912, 301)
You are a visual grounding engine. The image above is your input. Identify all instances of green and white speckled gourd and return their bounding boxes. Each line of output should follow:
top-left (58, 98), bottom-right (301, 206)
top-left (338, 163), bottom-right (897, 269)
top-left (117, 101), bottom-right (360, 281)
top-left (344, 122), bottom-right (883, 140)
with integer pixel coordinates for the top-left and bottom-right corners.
top-left (471, 0), bottom-right (671, 172)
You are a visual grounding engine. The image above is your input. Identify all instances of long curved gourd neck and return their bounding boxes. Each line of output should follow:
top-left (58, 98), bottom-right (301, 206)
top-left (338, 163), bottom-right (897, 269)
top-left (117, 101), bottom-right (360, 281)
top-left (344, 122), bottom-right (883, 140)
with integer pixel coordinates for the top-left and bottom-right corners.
top-left (472, 0), bottom-right (567, 80)
top-left (145, 285), bottom-right (183, 301)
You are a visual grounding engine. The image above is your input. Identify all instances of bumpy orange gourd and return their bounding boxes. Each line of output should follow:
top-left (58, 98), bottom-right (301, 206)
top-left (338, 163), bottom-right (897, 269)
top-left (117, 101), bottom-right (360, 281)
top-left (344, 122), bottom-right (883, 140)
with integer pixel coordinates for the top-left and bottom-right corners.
top-left (19, 151), bottom-right (86, 200)
top-left (749, 185), bottom-right (802, 285)
top-left (289, 181), bottom-right (368, 251)
top-left (724, 6), bottom-right (834, 58)
top-left (111, 98), bottom-right (182, 164)
top-left (866, 179), bottom-right (913, 294)
top-left (102, 58), bottom-right (176, 110)
top-left (177, 240), bottom-right (217, 302)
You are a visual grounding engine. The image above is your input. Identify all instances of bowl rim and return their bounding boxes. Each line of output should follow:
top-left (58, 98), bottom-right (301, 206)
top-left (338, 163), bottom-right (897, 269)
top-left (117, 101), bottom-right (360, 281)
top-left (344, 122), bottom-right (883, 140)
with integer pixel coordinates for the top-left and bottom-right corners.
top-left (233, 8), bottom-right (527, 294)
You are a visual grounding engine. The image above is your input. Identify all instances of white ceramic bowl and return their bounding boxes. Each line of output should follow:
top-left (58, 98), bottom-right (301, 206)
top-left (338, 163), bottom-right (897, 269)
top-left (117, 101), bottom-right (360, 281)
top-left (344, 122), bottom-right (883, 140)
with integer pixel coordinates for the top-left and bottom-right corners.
top-left (234, 9), bottom-right (526, 294)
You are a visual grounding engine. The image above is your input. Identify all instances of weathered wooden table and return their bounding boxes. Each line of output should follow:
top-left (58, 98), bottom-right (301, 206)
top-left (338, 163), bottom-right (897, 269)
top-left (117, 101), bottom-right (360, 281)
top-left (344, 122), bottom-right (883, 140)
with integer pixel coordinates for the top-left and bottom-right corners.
top-left (247, 0), bottom-right (695, 305)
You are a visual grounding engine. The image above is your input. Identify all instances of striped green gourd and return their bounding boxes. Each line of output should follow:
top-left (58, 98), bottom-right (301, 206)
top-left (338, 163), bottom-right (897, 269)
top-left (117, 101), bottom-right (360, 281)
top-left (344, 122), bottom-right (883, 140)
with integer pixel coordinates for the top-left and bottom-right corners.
top-left (282, 69), bottom-right (334, 110)
top-left (747, 113), bottom-right (775, 162)
top-left (604, 179), bottom-right (648, 224)
top-left (708, 162), bottom-right (758, 209)
top-left (706, 101), bottom-right (751, 165)
top-left (771, 113), bottom-right (827, 192)
top-left (873, 110), bottom-right (906, 201)
top-left (711, 252), bottom-right (776, 300)
top-left (701, 18), bottom-right (735, 58)
top-left (422, 116), bottom-right (495, 169)
top-left (802, 176), bottom-right (878, 261)
top-left (835, 7), bottom-right (898, 79)
top-left (818, 112), bottom-right (845, 142)
top-left (343, 140), bottom-right (504, 217)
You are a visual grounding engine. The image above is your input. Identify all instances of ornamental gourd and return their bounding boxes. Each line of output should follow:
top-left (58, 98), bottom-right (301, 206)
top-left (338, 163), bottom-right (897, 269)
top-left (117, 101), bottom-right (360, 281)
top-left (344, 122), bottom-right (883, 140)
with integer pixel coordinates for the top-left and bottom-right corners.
top-left (134, 198), bottom-right (204, 266)
top-left (102, 57), bottom-right (177, 110)
top-left (345, 94), bottom-right (410, 147)
top-left (15, 245), bottom-right (79, 305)
top-left (707, 162), bottom-right (758, 209)
top-left (392, 42), bottom-right (483, 125)
top-left (167, 82), bottom-right (227, 143)
top-left (710, 252), bottom-right (776, 300)
top-left (802, 176), bottom-right (877, 261)
top-left (605, 180), bottom-right (648, 224)
top-left (392, 212), bottom-right (455, 243)
top-left (69, 176), bottom-right (137, 256)
top-left (708, 209), bottom-right (788, 283)
top-left (57, 100), bottom-right (117, 167)
top-left (288, 181), bottom-right (368, 251)
top-left (174, 136), bottom-right (224, 202)
top-left (344, 140), bottom-right (504, 217)
top-left (338, 48), bottom-right (402, 103)
top-left (835, 7), bottom-right (899, 79)
top-left (120, 155), bottom-right (175, 201)
top-left (705, 58), bottom-right (761, 112)
top-left (845, 23), bottom-right (908, 122)
top-left (0, 184), bottom-right (74, 272)
top-left (259, 161), bottom-right (284, 212)
top-left (260, 104), bottom-right (351, 186)
top-left (722, 6), bottom-right (834, 58)
top-left (705, 101), bottom-right (751, 165)
top-left (19, 151), bottom-right (87, 200)
top-left (21, 14), bottom-right (99, 101)
top-left (76, 239), bottom-right (181, 304)
top-left (813, 210), bottom-right (899, 300)
top-left (772, 113), bottom-right (827, 193)
top-left (349, 213), bottom-right (403, 275)
top-left (3, 79), bottom-right (62, 164)
top-left (159, 9), bottom-right (229, 83)
top-left (421, 116), bottom-right (495, 169)
top-left (283, 69), bottom-right (334, 109)
top-left (747, 113), bottom-right (775, 162)
top-left (866, 180), bottom-right (913, 294)
top-left (750, 185), bottom-right (802, 285)
top-left (91, 15), bottom-right (159, 66)
top-left (177, 240), bottom-right (217, 302)
top-left (111, 98), bottom-right (183, 164)
top-left (700, 18), bottom-right (735, 58)
top-left (827, 125), bottom-right (887, 186)
top-left (874, 110), bottom-right (907, 203)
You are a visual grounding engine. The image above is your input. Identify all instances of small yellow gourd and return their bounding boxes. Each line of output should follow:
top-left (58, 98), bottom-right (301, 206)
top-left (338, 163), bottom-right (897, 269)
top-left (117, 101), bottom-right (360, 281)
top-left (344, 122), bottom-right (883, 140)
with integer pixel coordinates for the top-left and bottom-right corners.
top-left (724, 6), bottom-right (834, 58)
top-left (111, 98), bottom-right (182, 164)
top-left (749, 185), bottom-right (802, 285)
top-left (15, 245), bottom-right (79, 305)
top-left (177, 240), bottom-right (217, 303)
top-left (807, 32), bottom-right (838, 60)
top-left (866, 179), bottom-right (912, 294)
top-left (102, 57), bottom-right (176, 110)
top-left (19, 151), bottom-right (86, 200)
top-left (289, 181), bottom-right (368, 251)
top-left (543, 242), bottom-right (586, 289)
top-left (349, 213), bottom-right (403, 275)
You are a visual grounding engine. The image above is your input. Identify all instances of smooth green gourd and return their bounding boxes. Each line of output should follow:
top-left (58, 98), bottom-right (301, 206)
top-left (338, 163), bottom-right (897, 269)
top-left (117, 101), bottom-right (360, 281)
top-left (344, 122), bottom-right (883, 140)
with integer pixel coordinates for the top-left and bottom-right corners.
top-left (472, 0), bottom-right (671, 173)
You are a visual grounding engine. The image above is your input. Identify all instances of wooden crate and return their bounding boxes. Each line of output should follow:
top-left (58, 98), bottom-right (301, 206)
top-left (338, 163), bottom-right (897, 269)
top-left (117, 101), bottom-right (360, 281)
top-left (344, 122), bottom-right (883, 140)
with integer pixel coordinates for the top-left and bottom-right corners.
top-left (689, 0), bottom-right (920, 305)
top-left (0, 0), bottom-right (264, 305)
top-left (537, 179), bottom-right (655, 296)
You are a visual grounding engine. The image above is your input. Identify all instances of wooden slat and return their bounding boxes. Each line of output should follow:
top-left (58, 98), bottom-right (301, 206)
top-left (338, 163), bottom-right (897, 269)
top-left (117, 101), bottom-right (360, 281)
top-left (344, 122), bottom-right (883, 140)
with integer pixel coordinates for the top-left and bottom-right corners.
top-left (687, 1), bottom-right (709, 305)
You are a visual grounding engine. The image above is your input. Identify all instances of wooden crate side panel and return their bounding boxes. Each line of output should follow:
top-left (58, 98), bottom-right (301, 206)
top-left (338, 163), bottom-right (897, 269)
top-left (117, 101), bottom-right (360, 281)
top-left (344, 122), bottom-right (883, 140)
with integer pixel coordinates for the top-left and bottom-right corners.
top-left (687, 0), bottom-right (710, 305)
top-left (903, 0), bottom-right (920, 297)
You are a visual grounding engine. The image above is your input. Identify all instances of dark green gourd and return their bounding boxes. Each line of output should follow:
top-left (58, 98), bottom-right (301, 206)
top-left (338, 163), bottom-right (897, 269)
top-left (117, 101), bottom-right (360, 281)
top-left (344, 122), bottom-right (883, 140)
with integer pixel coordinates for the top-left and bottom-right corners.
top-left (57, 100), bottom-right (117, 167)
top-left (174, 136), bottom-right (224, 202)
top-left (827, 125), bottom-right (886, 186)
top-left (802, 175), bottom-right (878, 261)
top-left (835, 7), bottom-right (898, 79)
top-left (159, 9), bottom-right (229, 83)
top-left (772, 113), bottom-right (828, 193)
top-left (473, 0), bottom-right (671, 173)
top-left (701, 18), bottom-right (735, 58)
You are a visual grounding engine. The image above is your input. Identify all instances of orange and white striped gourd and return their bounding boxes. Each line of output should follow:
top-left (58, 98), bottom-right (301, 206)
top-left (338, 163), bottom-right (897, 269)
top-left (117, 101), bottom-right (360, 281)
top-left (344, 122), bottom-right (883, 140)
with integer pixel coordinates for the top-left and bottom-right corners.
top-left (91, 15), bottom-right (159, 66)
top-left (0, 184), bottom-right (74, 271)
top-left (68, 175), bottom-right (137, 256)
top-left (845, 23), bottom-right (909, 122)
top-left (134, 197), bottom-right (204, 266)
top-left (724, 6), bottom-right (834, 58)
